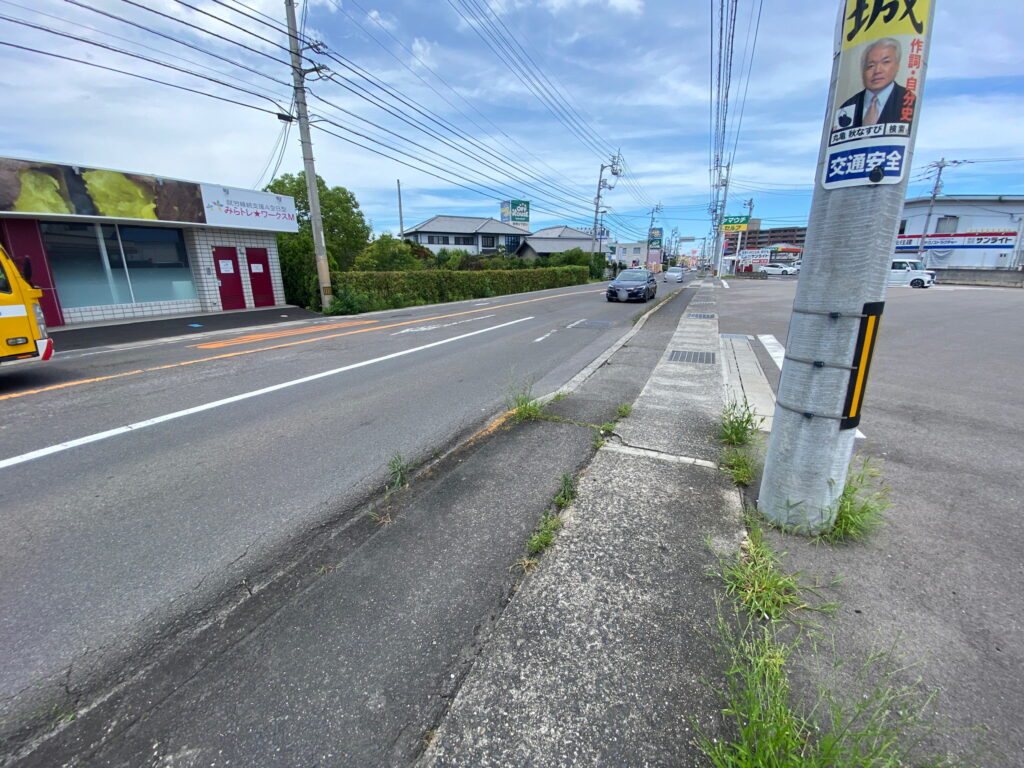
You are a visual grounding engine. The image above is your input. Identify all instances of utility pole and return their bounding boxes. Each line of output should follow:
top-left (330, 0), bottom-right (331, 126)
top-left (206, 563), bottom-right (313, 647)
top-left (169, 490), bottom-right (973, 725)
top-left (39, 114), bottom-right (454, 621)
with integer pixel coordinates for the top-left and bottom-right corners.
top-left (758, 1), bottom-right (937, 533)
top-left (915, 158), bottom-right (948, 266)
top-left (644, 202), bottom-right (662, 266)
top-left (590, 152), bottom-right (622, 259)
top-left (735, 198), bottom-right (754, 266)
top-left (284, 0), bottom-right (332, 313)
top-left (397, 179), bottom-right (405, 238)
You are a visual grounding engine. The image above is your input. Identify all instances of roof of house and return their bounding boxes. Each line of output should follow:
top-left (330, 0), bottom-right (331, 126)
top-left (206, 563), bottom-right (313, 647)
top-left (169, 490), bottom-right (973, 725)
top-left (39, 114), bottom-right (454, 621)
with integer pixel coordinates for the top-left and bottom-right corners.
top-left (904, 195), bottom-right (1024, 206)
top-left (403, 215), bottom-right (528, 236)
top-left (517, 237), bottom-right (608, 255)
top-left (530, 225), bottom-right (591, 239)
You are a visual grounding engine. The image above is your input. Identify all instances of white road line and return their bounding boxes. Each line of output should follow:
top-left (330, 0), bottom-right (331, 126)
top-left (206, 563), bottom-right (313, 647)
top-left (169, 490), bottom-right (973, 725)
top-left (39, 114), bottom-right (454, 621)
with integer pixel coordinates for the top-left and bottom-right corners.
top-left (720, 280), bottom-right (729, 289)
top-left (533, 331), bottom-right (555, 343)
top-left (566, 319), bottom-right (586, 328)
top-left (390, 314), bottom-right (494, 335)
top-left (756, 334), bottom-right (786, 370)
top-left (756, 334), bottom-right (866, 439)
top-left (0, 317), bottom-right (534, 471)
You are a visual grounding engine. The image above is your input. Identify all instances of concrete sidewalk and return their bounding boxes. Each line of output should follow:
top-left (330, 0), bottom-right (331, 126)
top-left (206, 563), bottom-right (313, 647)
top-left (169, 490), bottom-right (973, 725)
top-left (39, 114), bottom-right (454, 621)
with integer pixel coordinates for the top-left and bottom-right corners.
top-left (420, 280), bottom-right (746, 766)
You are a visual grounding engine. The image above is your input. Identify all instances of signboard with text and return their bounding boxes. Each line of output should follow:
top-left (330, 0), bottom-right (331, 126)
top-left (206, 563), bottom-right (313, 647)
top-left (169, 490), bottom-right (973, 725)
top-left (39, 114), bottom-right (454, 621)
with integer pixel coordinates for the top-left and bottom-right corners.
top-left (720, 215), bottom-right (749, 232)
top-left (823, 0), bottom-right (931, 189)
top-left (500, 200), bottom-right (530, 230)
top-left (895, 232), bottom-right (1017, 251)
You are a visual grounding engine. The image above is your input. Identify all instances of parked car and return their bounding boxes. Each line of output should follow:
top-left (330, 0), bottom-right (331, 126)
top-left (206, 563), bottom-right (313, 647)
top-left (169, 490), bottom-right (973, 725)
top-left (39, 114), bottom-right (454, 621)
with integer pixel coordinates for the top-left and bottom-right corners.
top-left (663, 266), bottom-right (685, 282)
top-left (757, 263), bottom-right (797, 275)
top-left (889, 259), bottom-right (935, 288)
top-left (607, 269), bottom-right (657, 302)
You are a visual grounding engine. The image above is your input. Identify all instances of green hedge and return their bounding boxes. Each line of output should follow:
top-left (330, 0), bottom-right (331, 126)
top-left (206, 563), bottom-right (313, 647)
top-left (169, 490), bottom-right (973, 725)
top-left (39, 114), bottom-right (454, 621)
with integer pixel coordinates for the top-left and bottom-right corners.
top-left (326, 266), bottom-right (589, 314)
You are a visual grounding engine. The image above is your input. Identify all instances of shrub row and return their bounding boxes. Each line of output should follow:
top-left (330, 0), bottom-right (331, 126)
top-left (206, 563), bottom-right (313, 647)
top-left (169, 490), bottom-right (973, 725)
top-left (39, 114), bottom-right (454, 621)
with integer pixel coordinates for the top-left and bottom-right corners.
top-left (326, 266), bottom-right (589, 314)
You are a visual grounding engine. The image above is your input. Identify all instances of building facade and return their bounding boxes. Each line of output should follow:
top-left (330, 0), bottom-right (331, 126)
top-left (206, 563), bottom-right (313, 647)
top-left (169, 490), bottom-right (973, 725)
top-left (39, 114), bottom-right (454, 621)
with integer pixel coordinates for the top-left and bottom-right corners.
top-left (402, 216), bottom-right (526, 255)
top-left (898, 195), bottom-right (1023, 269)
top-left (516, 226), bottom-right (608, 260)
top-left (0, 157), bottom-right (297, 327)
top-left (724, 220), bottom-right (808, 254)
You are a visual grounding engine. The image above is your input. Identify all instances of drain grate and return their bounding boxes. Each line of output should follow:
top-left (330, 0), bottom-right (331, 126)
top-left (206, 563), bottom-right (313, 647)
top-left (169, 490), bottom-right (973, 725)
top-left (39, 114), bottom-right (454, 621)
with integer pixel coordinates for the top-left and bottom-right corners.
top-left (668, 349), bottom-right (716, 364)
top-left (691, 301), bottom-right (714, 305)
top-left (688, 313), bottom-right (716, 319)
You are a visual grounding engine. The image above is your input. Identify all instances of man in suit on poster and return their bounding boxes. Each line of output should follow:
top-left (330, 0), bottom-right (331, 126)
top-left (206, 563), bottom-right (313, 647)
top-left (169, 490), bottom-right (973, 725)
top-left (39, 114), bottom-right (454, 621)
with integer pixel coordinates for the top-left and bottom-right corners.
top-left (834, 37), bottom-right (915, 129)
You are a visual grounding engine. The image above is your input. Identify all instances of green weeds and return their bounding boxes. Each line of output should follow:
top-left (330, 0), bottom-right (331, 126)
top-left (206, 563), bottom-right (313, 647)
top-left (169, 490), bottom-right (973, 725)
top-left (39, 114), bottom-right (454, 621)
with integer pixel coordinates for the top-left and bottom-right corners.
top-left (720, 447), bottom-right (757, 487)
top-left (718, 399), bottom-right (764, 445)
top-left (553, 473), bottom-right (577, 510)
top-left (526, 512), bottom-right (563, 556)
top-left (718, 518), bottom-right (806, 621)
top-left (819, 457), bottom-right (890, 544)
top-left (616, 403), bottom-right (633, 419)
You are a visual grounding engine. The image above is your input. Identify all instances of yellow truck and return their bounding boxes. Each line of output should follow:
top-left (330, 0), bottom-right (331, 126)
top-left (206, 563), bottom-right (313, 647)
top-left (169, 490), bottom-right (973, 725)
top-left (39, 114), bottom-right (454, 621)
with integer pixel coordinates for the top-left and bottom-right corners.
top-left (1, 244), bottom-right (53, 366)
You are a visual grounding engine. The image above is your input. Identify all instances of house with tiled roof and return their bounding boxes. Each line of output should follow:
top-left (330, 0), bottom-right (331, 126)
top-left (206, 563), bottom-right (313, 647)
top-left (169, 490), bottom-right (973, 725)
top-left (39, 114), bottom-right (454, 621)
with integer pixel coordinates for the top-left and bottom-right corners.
top-left (402, 215), bottom-right (527, 255)
top-left (515, 225), bottom-right (610, 260)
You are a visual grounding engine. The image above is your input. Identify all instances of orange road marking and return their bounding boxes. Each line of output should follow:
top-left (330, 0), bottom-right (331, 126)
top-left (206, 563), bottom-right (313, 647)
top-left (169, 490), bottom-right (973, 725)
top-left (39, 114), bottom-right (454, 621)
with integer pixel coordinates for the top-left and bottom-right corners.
top-left (1, 290), bottom-right (599, 402)
top-left (191, 319), bottom-right (379, 349)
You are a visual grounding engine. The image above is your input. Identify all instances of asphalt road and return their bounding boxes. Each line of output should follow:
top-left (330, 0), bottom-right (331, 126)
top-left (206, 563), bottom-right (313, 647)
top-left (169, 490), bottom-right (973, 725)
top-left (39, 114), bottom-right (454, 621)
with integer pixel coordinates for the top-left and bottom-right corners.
top-left (718, 279), bottom-right (1024, 765)
top-left (0, 280), bottom-right (687, 749)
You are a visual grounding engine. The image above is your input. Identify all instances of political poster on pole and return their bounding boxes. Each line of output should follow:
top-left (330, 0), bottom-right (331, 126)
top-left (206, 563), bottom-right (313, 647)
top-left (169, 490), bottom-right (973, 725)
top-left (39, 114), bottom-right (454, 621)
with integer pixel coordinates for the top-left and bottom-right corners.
top-left (823, 0), bottom-right (931, 189)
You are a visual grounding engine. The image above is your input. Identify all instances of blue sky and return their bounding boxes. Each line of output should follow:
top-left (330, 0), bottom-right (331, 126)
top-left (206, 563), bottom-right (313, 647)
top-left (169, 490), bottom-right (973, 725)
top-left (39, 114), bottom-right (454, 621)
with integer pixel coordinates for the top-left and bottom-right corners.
top-left (2, 0), bottom-right (1022, 248)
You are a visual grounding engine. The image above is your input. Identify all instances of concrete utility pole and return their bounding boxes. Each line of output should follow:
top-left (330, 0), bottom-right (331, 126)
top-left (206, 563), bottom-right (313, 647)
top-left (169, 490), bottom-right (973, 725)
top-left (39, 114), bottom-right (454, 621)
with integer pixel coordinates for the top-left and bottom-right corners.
top-left (284, 0), bottom-right (332, 313)
top-left (644, 202), bottom-right (662, 265)
top-left (759, 0), bottom-right (937, 533)
top-left (397, 179), bottom-right (405, 237)
top-left (735, 198), bottom-right (754, 261)
top-left (590, 153), bottom-right (622, 258)
top-left (915, 158), bottom-right (948, 266)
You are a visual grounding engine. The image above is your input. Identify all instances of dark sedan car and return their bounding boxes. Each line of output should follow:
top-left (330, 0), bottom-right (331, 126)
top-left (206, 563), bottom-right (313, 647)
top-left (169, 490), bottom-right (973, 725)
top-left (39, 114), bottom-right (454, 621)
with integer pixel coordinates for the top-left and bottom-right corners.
top-left (606, 269), bottom-right (657, 302)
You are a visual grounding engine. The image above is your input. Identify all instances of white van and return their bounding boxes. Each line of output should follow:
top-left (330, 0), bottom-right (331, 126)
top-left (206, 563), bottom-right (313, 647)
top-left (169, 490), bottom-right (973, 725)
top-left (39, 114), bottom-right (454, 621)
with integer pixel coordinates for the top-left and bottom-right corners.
top-left (889, 259), bottom-right (935, 288)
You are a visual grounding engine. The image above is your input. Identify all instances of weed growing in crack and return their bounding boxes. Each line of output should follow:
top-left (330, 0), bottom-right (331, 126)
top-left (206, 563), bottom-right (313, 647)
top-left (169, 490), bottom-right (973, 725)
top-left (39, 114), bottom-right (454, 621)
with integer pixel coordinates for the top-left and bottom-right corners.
top-left (819, 456), bottom-right (890, 544)
top-left (719, 399), bottom-right (764, 446)
top-left (616, 403), bottom-right (633, 418)
top-left (526, 513), bottom-right (562, 556)
top-left (387, 452), bottom-right (415, 491)
top-left (507, 382), bottom-right (543, 422)
top-left (720, 446), bottom-right (757, 487)
top-left (553, 472), bottom-right (577, 510)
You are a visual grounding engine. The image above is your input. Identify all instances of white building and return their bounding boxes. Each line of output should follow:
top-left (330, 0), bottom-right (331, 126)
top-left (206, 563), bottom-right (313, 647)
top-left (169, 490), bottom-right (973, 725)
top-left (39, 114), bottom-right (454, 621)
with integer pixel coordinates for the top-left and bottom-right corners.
top-left (898, 195), bottom-right (1023, 270)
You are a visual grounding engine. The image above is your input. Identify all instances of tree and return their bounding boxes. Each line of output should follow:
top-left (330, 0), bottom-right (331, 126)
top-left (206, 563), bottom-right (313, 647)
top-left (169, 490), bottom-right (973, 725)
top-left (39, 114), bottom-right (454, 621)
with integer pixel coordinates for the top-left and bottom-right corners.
top-left (355, 234), bottom-right (423, 271)
top-left (265, 172), bottom-right (371, 307)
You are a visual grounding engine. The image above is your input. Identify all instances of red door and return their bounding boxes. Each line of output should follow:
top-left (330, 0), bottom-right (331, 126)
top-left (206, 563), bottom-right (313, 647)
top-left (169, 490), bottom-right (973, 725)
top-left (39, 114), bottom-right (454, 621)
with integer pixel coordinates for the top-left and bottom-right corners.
top-left (213, 247), bottom-right (245, 310)
top-left (245, 248), bottom-right (275, 307)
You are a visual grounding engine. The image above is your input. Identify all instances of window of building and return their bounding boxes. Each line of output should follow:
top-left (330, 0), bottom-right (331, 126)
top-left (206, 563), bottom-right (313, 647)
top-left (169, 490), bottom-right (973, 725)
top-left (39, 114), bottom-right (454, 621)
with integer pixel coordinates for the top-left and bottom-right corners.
top-left (632, 247), bottom-right (641, 255)
top-left (481, 235), bottom-right (496, 248)
top-left (453, 235), bottom-right (474, 245)
top-left (505, 235), bottom-right (521, 250)
top-left (427, 235), bottom-right (450, 245)
top-left (934, 215), bottom-right (958, 234)
top-left (41, 222), bottom-right (196, 308)
top-left (898, 219), bottom-right (907, 234)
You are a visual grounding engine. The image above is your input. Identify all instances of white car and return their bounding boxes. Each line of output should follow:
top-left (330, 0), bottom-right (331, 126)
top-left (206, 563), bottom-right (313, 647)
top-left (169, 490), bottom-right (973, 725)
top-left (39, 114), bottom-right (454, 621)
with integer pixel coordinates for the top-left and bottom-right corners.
top-left (889, 259), bottom-right (935, 288)
top-left (757, 263), bottom-right (797, 275)
top-left (663, 266), bottom-right (685, 282)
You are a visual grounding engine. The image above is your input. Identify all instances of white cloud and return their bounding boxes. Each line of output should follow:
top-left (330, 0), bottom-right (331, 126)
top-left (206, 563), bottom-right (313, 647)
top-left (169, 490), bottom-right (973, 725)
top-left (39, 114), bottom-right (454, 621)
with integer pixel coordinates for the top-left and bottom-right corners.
top-left (365, 10), bottom-right (396, 32)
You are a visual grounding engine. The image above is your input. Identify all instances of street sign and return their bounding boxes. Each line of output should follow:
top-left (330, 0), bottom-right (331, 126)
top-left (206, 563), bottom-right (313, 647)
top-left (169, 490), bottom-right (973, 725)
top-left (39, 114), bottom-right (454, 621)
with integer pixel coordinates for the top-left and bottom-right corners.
top-left (720, 215), bottom-right (749, 232)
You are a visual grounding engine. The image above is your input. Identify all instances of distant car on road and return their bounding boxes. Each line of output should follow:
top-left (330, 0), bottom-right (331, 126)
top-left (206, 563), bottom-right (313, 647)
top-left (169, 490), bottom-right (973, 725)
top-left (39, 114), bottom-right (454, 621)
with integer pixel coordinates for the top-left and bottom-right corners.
top-left (889, 258), bottom-right (935, 288)
top-left (607, 269), bottom-right (657, 302)
top-left (757, 263), bottom-right (797, 275)
top-left (663, 266), bottom-right (685, 282)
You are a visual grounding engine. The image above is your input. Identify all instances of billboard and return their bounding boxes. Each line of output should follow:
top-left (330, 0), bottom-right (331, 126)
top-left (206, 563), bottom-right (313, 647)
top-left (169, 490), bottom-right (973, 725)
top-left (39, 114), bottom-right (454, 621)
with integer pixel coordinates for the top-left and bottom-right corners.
top-left (0, 157), bottom-right (298, 232)
top-left (720, 215), bottom-right (749, 232)
top-left (823, 0), bottom-right (931, 189)
top-left (500, 200), bottom-right (530, 230)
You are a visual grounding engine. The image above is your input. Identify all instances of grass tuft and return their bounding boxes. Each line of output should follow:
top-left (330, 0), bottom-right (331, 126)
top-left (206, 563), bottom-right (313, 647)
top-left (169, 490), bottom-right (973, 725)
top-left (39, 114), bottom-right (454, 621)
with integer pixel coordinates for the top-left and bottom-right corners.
top-left (718, 400), bottom-right (764, 446)
top-left (507, 383), bottom-right (543, 423)
top-left (700, 615), bottom-right (988, 768)
top-left (553, 472), bottom-right (577, 509)
top-left (616, 403), bottom-right (633, 418)
top-left (720, 447), bottom-right (756, 486)
top-left (819, 456), bottom-right (890, 544)
top-left (718, 517), bottom-right (805, 620)
top-left (526, 512), bottom-right (563, 555)
top-left (387, 452), bottom-right (415, 491)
